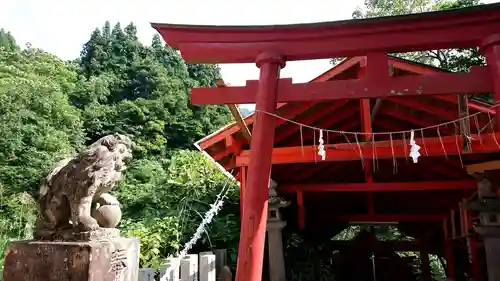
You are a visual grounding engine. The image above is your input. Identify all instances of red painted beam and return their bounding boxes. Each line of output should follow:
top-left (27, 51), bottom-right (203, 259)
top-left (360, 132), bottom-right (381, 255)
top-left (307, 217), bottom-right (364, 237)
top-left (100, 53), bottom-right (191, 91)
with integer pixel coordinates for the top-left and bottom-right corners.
top-left (274, 101), bottom-right (349, 144)
top-left (191, 67), bottom-right (491, 104)
top-left (297, 191), bottom-right (305, 229)
top-left (326, 213), bottom-right (444, 222)
top-left (287, 111), bottom-right (359, 146)
top-left (236, 132), bottom-right (500, 165)
top-left (359, 54), bottom-right (374, 183)
top-left (481, 35), bottom-right (500, 132)
top-left (213, 136), bottom-right (243, 161)
top-left (280, 181), bottom-right (477, 193)
top-left (387, 97), bottom-right (457, 120)
top-left (153, 4), bottom-right (500, 63)
top-left (197, 58), bottom-right (365, 151)
top-left (381, 104), bottom-right (455, 133)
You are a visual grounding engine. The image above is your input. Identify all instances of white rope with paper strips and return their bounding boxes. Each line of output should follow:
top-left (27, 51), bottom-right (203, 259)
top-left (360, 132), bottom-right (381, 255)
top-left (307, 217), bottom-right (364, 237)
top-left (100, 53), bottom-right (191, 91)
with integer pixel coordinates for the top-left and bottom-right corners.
top-left (409, 130), bottom-right (421, 163)
top-left (166, 169), bottom-right (234, 275)
top-left (253, 102), bottom-right (500, 170)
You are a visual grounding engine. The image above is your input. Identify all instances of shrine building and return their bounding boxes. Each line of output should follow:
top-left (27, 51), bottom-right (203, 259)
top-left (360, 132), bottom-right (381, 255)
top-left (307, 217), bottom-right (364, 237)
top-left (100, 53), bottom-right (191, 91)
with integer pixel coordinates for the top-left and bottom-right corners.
top-left (153, 3), bottom-right (500, 281)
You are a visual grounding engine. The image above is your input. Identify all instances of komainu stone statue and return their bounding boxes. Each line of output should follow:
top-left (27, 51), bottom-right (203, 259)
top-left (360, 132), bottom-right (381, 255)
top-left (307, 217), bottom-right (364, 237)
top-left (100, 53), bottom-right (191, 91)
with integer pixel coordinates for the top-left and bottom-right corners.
top-left (34, 133), bottom-right (132, 240)
top-left (3, 134), bottom-right (140, 281)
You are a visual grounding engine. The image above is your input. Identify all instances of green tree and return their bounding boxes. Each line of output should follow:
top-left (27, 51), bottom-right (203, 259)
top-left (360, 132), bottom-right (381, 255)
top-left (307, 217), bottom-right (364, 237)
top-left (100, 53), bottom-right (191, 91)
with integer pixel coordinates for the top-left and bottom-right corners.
top-left (118, 151), bottom-right (240, 267)
top-left (0, 29), bottom-right (19, 52)
top-left (0, 46), bottom-right (85, 271)
top-left (76, 22), bottom-right (231, 152)
top-left (0, 23), bottom-right (238, 273)
top-left (0, 47), bottom-right (84, 195)
top-left (341, 0), bottom-right (484, 72)
top-left (74, 22), bottom-right (238, 267)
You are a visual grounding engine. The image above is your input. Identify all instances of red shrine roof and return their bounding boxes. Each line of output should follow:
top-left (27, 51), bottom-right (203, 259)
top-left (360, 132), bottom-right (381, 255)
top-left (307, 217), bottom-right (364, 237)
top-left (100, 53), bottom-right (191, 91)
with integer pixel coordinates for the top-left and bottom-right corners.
top-left (197, 55), bottom-right (497, 178)
top-left (195, 56), bottom-right (500, 246)
top-left (153, 3), bottom-right (500, 255)
top-left (152, 3), bottom-right (500, 64)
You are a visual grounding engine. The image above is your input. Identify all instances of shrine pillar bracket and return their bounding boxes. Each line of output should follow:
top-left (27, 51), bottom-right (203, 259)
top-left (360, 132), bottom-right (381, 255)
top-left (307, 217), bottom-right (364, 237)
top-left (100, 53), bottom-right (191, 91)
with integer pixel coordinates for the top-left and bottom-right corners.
top-left (234, 52), bottom-right (285, 281)
top-left (480, 34), bottom-right (500, 131)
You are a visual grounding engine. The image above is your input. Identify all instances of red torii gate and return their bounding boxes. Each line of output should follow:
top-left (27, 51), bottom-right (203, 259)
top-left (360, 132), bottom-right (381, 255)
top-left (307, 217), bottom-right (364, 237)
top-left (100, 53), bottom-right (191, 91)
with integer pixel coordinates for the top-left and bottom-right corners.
top-left (153, 4), bottom-right (500, 281)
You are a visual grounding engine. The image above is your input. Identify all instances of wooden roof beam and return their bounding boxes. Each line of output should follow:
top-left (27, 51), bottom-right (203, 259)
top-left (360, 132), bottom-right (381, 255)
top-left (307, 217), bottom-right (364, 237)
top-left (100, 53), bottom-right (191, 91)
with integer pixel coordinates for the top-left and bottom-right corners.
top-left (379, 105), bottom-right (454, 134)
top-left (274, 101), bottom-right (348, 144)
top-left (280, 181), bottom-right (476, 193)
top-left (236, 132), bottom-right (500, 166)
top-left (326, 213), bottom-right (444, 223)
top-left (286, 109), bottom-right (359, 145)
top-left (387, 97), bottom-right (458, 121)
top-left (466, 160), bottom-right (500, 174)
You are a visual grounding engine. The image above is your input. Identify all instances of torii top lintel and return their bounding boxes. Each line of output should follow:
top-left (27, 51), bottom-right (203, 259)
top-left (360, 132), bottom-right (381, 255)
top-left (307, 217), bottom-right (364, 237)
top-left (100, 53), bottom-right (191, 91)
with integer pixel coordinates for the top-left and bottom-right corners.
top-left (152, 3), bottom-right (500, 64)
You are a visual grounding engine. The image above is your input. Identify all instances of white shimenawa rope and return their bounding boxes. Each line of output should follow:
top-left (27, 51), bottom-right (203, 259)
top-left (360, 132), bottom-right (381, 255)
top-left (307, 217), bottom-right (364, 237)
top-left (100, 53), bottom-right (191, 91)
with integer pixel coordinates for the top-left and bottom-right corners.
top-left (254, 102), bottom-right (500, 136)
top-left (169, 169), bottom-right (234, 268)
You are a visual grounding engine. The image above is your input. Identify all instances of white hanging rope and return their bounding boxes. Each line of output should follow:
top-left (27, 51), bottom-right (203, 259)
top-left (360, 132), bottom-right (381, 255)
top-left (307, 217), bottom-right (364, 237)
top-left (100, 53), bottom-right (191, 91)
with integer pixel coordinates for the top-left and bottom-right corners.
top-left (254, 102), bottom-right (500, 136)
top-left (251, 103), bottom-right (500, 165)
top-left (169, 169), bottom-right (234, 268)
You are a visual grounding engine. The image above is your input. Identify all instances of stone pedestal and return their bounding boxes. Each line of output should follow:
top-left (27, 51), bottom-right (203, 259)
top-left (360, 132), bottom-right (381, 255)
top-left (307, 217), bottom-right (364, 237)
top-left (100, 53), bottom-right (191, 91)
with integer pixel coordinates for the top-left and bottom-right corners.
top-left (468, 178), bottom-right (500, 281)
top-left (267, 182), bottom-right (289, 281)
top-left (267, 221), bottom-right (287, 281)
top-left (3, 237), bottom-right (139, 281)
top-left (475, 226), bottom-right (500, 281)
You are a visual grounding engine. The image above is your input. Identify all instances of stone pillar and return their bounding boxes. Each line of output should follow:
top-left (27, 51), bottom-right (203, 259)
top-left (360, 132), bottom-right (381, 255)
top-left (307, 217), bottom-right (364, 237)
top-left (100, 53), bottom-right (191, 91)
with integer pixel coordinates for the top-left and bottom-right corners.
top-left (267, 181), bottom-right (290, 281)
top-left (181, 254), bottom-right (199, 281)
top-left (468, 177), bottom-right (500, 281)
top-left (200, 252), bottom-right (216, 281)
top-left (139, 268), bottom-right (157, 281)
top-left (214, 249), bottom-right (227, 280)
top-left (480, 34), bottom-right (500, 131)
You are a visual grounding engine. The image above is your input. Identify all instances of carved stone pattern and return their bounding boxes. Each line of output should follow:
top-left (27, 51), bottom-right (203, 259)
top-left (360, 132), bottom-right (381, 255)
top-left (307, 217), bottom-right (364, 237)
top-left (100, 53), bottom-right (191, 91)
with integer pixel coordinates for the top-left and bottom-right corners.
top-left (35, 134), bottom-right (133, 240)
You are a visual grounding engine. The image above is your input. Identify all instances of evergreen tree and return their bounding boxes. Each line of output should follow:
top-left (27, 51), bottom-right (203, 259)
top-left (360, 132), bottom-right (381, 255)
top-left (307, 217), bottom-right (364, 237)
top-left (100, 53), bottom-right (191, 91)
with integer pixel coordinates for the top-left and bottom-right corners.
top-left (0, 25), bottom-right (237, 270)
top-left (0, 29), bottom-right (19, 51)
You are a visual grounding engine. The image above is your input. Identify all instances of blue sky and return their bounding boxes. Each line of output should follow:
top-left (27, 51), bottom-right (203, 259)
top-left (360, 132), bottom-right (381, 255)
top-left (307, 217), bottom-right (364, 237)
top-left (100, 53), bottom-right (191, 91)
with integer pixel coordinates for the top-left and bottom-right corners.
top-left (2, 0), bottom-right (498, 110)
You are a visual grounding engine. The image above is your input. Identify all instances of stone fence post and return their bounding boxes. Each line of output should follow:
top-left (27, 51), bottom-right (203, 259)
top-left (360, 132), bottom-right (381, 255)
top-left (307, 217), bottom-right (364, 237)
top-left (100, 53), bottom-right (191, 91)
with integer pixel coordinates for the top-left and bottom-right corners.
top-left (139, 252), bottom-right (217, 281)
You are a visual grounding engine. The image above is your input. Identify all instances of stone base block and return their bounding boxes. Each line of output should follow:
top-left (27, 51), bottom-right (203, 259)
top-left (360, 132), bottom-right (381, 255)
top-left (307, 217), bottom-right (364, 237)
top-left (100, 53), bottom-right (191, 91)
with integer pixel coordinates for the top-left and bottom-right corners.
top-left (3, 237), bottom-right (140, 281)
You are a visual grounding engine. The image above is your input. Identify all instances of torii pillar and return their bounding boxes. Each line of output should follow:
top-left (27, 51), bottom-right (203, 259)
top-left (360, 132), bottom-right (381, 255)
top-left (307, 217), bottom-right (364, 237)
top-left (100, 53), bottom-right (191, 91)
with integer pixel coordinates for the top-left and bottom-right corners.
top-left (480, 34), bottom-right (500, 281)
top-left (481, 34), bottom-right (500, 129)
top-left (234, 52), bottom-right (285, 281)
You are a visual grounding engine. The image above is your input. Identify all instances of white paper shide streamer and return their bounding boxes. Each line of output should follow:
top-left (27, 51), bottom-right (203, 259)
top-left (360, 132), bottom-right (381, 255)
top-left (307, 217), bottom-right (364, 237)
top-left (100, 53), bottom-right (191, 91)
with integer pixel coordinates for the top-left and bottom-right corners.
top-left (318, 129), bottom-right (326, 160)
top-left (409, 130), bottom-right (421, 163)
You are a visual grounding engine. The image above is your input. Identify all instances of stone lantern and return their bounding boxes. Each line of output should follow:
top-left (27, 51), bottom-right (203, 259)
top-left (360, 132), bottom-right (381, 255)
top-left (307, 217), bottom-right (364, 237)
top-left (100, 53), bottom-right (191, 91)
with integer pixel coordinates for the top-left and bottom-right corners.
top-left (267, 180), bottom-right (290, 281)
top-left (467, 177), bottom-right (500, 281)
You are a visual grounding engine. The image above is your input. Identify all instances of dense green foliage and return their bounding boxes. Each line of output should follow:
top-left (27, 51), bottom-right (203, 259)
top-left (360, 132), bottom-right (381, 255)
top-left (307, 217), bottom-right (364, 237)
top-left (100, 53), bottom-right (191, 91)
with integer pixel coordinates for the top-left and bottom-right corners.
top-left (0, 22), bottom-right (238, 270)
top-left (335, 0), bottom-right (486, 76)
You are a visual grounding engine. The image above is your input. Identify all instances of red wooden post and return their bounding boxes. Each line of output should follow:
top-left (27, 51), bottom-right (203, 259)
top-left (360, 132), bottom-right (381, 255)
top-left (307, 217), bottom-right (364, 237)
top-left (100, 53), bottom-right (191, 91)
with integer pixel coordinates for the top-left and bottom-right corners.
top-left (481, 34), bottom-right (500, 131)
top-left (297, 191), bottom-right (305, 229)
top-left (443, 218), bottom-right (455, 279)
top-left (234, 52), bottom-right (285, 281)
top-left (240, 166), bottom-right (247, 217)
